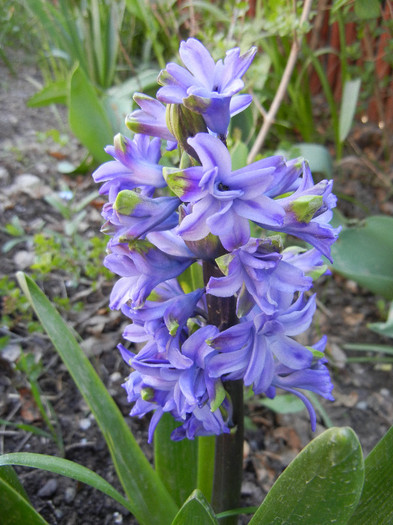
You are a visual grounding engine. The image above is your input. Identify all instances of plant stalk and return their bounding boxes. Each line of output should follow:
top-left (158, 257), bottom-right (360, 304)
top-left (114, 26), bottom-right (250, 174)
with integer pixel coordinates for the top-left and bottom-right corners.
top-left (248, 0), bottom-right (314, 162)
top-left (202, 260), bottom-right (244, 524)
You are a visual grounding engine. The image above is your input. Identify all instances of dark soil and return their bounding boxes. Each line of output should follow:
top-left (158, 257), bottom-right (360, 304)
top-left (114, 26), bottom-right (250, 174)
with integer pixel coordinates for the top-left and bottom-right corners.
top-left (1, 52), bottom-right (393, 525)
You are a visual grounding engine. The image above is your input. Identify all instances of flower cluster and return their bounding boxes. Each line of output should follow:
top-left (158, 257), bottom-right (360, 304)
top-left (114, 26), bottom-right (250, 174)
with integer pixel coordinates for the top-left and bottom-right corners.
top-left (93, 39), bottom-right (339, 442)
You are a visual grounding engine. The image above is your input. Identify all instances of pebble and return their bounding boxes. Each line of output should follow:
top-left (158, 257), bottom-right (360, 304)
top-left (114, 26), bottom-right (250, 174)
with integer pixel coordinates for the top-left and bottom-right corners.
top-left (356, 401), bottom-right (368, 410)
top-left (13, 250), bottom-right (35, 269)
top-left (1, 343), bottom-right (21, 363)
top-left (64, 486), bottom-right (76, 504)
top-left (79, 418), bottom-right (91, 431)
top-left (113, 512), bottom-right (123, 524)
top-left (109, 372), bottom-right (122, 383)
top-left (37, 478), bottom-right (58, 498)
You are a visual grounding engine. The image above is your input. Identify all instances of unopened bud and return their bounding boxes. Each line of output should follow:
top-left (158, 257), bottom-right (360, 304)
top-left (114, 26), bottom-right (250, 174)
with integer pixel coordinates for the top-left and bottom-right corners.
top-left (166, 104), bottom-right (208, 160)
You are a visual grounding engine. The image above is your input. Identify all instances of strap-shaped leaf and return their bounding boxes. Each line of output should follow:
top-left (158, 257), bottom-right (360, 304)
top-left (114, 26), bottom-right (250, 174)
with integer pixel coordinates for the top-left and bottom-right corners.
top-left (16, 272), bottom-right (178, 525)
top-left (249, 427), bottom-right (364, 524)
top-left (68, 63), bottom-right (113, 163)
top-left (171, 489), bottom-right (219, 525)
top-left (0, 453), bottom-right (133, 512)
top-left (0, 465), bottom-right (30, 502)
top-left (155, 413), bottom-right (198, 507)
top-left (347, 425), bottom-right (393, 524)
top-left (0, 467), bottom-right (48, 524)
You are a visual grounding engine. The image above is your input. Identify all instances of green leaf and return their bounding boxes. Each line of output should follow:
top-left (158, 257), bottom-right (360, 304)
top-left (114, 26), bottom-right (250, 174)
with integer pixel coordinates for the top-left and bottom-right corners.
top-left (331, 215), bottom-right (393, 299)
top-left (294, 143), bottom-right (333, 179)
top-left (0, 453), bottom-right (134, 513)
top-left (347, 425), bottom-right (393, 524)
top-left (259, 394), bottom-right (306, 414)
top-left (155, 413), bottom-right (198, 507)
top-left (171, 489), bottom-right (219, 525)
top-left (368, 301), bottom-right (393, 339)
top-left (27, 80), bottom-right (67, 107)
top-left (354, 0), bottom-right (381, 19)
top-left (0, 466), bottom-right (48, 524)
top-left (16, 272), bottom-right (178, 525)
top-left (0, 465), bottom-right (30, 502)
top-left (230, 141), bottom-right (248, 171)
top-left (339, 78), bottom-right (361, 142)
top-left (249, 427), bottom-right (364, 524)
top-left (68, 63), bottom-right (113, 163)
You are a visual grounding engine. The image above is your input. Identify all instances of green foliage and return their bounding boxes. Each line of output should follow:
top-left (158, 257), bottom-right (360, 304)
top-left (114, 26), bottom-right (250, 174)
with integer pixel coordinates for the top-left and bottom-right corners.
top-left (347, 424), bottom-right (393, 524)
top-left (0, 466), bottom-right (48, 525)
top-left (3, 275), bottom-right (393, 523)
top-left (249, 427), bottom-right (364, 524)
top-left (155, 413), bottom-right (198, 508)
top-left (331, 215), bottom-right (393, 300)
top-left (13, 272), bottom-right (179, 524)
top-left (0, 276), bottom-right (42, 333)
top-left (171, 489), bottom-right (218, 525)
top-left (23, 0), bottom-right (124, 89)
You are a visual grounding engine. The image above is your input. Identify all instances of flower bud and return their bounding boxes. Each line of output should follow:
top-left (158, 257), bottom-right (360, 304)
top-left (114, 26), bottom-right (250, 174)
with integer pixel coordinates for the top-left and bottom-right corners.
top-left (166, 103), bottom-right (208, 160)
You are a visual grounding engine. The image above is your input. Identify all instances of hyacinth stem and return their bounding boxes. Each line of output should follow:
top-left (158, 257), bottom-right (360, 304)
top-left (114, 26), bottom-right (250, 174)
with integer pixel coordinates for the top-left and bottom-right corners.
top-left (203, 260), bottom-right (244, 523)
top-left (197, 435), bottom-right (215, 502)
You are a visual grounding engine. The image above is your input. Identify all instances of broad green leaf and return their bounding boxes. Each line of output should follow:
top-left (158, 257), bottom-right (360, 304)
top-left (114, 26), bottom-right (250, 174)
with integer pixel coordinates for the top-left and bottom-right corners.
top-left (249, 427), bottom-right (364, 524)
top-left (354, 0), bottom-right (381, 19)
top-left (27, 80), bottom-right (68, 107)
top-left (331, 215), bottom-right (393, 299)
top-left (0, 467), bottom-right (48, 524)
top-left (295, 143), bottom-right (333, 179)
top-left (339, 78), bottom-right (361, 142)
top-left (155, 413), bottom-right (198, 508)
top-left (368, 301), bottom-right (393, 339)
top-left (347, 425), bottom-right (393, 524)
top-left (259, 393), bottom-right (306, 414)
top-left (171, 489), bottom-right (219, 525)
top-left (0, 453), bottom-right (133, 513)
top-left (68, 63), bottom-right (113, 163)
top-left (16, 272), bottom-right (178, 525)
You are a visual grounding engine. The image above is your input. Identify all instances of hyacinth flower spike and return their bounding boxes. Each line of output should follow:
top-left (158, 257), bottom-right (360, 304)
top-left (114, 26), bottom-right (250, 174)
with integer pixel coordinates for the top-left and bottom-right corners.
top-left (157, 38), bottom-right (257, 136)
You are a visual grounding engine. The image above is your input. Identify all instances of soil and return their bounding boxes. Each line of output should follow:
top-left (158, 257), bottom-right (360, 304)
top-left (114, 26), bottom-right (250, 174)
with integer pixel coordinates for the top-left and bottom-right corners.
top-left (1, 52), bottom-right (393, 525)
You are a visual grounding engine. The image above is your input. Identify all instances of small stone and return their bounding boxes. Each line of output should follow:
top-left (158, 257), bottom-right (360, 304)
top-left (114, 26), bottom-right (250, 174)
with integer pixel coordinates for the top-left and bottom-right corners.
top-left (113, 512), bottom-right (123, 524)
top-left (54, 509), bottom-right (64, 519)
top-left (64, 486), bottom-right (76, 504)
top-left (14, 173), bottom-right (41, 188)
top-left (2, 343), bottom-right (22, 362)
top-left (37, 478), bottom-right (58, 498)
top-left (13, 250), bottom-right (35, 269)
top-left (79, 418), bottom-right (91, 431)
top-left (356, 401), bottom-right (368, 411)
top-left (110, 372), bottom-right (122, 383)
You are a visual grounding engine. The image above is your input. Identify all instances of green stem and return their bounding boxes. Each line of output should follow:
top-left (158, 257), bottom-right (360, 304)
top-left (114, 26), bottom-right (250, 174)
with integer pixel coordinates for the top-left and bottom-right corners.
top-left (197, 435), bottom-right (215, 502)
top-left (202, 260), bottom-right (244, 524)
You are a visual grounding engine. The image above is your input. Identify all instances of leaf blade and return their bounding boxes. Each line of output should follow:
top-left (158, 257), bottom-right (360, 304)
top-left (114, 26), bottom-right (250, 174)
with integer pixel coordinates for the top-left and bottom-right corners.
top-left (249, 427), bottom-right (364, 524)
top-left (347, 425), bottom-right (393, 524)
top-left (0, 467), bottom-right (49, 525)
top-left (16, 272), bottom-right (178, 525)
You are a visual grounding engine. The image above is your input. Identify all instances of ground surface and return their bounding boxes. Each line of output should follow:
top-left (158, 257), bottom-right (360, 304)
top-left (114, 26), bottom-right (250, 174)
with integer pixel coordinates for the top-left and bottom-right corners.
top-left (1, 53), bottom-right (393, 524)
